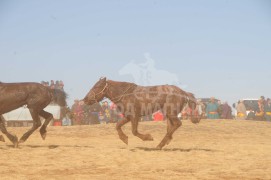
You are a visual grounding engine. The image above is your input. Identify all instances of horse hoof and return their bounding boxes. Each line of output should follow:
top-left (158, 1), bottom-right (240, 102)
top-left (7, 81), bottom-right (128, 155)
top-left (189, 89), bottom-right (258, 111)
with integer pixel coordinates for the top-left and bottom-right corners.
top-left (41, 133), bottom-right (47, 140)
top-left (13, 141), bottom-right (19, 148)
top-left (13, 136), bottom-right (19, 148)
top-left (0, 135), bottom-right (5, 142)
top-left (120, 137), bottom-right (128, 145)
top-left (166, 138), bottom-right (172, 145)
top-left (156, 146), bottom-right (163, 150)
top-left (166, 140), bottom-right (172, 145)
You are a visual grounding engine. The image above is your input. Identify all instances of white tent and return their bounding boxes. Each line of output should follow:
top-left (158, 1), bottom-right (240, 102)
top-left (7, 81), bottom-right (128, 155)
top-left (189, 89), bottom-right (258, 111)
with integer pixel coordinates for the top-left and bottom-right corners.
top-left (3, 105), bottom-right (61, 121)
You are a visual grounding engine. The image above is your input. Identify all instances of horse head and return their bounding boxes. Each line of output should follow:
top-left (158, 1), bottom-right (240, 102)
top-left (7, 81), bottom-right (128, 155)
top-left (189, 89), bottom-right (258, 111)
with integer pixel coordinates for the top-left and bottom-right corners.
top-left (83, 77), bottom-right (108, 105)
top-left (187, 93), bottom-right (201, 124)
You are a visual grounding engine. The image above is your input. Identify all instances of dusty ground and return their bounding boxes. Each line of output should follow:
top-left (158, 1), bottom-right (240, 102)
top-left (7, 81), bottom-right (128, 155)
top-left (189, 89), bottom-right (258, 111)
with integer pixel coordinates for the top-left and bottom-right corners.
top-left (0, 120), bottom-right (271, 180)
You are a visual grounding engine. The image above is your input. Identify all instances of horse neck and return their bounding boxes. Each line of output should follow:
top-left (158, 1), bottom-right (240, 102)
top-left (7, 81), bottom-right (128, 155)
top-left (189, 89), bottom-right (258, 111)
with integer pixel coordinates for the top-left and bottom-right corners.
top-left (106, 80), bottom-right (136, 102)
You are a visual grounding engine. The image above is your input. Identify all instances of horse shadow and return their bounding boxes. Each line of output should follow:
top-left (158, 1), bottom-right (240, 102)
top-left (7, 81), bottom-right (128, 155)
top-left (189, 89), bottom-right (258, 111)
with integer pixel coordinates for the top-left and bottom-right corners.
top-left (132, 147), bottom-right (218, 152)
top-left (0, 144), bottom-right (94, 149)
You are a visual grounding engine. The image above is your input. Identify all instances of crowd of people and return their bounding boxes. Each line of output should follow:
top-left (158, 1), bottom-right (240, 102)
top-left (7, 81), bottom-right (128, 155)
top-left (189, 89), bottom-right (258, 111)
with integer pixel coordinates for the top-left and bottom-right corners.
top-left (48, 88), bottom-right (270, 126)
top-left (179, 98), bottom-right (232, 120)
top-left (179, 96), bottom-right (271, 121)
top-left (201, 96), bottom-right (271, 121)
top-left (68, 100), bottom-right (124, 125)
top-left (65, 99), bottom-right (169, 125)
top-left (204, 98), bottom-right (232, 119)
top-left (236, 96), bottom-right (271, 121)
top-left (41, 80), bottom-right (65, 91)
top-left (62, 95), bottom-right (271, 126)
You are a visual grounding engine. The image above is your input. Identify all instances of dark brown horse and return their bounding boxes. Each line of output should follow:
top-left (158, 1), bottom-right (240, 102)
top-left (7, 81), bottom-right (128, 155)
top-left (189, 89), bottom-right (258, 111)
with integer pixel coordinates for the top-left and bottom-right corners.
top-left (83, 77), bottom-right (200, 149)
top-left (0, 82), bottom-right (67, 147)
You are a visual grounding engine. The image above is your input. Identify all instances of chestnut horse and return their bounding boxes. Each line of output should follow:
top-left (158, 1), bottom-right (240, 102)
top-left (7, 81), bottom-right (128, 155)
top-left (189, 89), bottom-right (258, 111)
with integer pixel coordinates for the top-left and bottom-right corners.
top-left (0, 82), bottom-right (67, 147)
top-left (83, 77), bottom-right (200, 149)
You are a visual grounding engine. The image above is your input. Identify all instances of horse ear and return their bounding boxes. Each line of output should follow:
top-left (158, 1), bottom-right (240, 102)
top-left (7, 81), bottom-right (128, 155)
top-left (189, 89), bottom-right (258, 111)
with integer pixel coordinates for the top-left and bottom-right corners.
top-left (100, 77), bottom-right (107, 81)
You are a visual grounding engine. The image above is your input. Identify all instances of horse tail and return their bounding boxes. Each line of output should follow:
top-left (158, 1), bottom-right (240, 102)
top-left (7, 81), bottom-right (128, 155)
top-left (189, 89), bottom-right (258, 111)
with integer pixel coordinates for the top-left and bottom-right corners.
top-left (50, 89), bottom-right (67, 107)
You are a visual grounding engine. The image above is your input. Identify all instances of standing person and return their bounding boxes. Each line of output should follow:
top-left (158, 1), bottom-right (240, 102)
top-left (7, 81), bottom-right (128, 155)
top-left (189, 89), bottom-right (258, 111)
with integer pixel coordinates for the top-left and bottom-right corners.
top-left (264, 98), bottom-right (271, 121)
top-left (71, 100), bottom-right (84, 125)
top-left (100, 101), bottom-right (111, 124)
top-left (221, 102), bottom-right (232, 119)
top-left (217, 100), bottom-right (223, 119)
top-left (236, 100), bottom-right (247, 120)
top-left (197, 99), bottom-right (205, 118)
top-left (256, 98), bottom-right (265, 120)
top-left (110, 102), bottom-right (119, 123)
top-left (261, 96), bottom-right (266, 106)
top-left (50, 80), bottom-right (55, 89)
top-left (89, 102), bottom-right (102, 124)
top-left (62, 107), bottom-right (72, 126)
top-left (59, 80), bottom-right (64, 91)
top-left (71, 100), bottom-right (78, 125)
top-left (81, 101), bottom-right (90, 125)
top-left (206, 97), bottom-right (219, 119)
top-left (45, 81), bottom-right (49, 87)
top-left (55, 80), bottom-right (60, 89)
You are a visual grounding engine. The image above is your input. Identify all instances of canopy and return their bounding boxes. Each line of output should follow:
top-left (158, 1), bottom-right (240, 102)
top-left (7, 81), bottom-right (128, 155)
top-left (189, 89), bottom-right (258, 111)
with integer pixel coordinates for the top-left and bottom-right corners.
top-left (3, 105), bottom-right (61, 121)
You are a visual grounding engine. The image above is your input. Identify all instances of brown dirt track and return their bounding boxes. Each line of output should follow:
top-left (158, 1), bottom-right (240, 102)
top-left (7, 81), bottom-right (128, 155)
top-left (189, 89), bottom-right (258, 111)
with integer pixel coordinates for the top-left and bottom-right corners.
top-left (0, 120), bottom-right (271, 180)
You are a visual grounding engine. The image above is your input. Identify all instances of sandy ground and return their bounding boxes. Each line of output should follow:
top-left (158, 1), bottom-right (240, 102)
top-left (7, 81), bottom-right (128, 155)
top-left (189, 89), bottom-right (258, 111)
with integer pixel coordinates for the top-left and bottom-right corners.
top-left (0, 119), bottom-right (271, 180)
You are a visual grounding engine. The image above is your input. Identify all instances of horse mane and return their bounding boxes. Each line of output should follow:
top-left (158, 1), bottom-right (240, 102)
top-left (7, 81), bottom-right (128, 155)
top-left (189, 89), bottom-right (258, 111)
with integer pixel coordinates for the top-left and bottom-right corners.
top-left (186, 92), bottom-right (195, 98)
top-left (107, 80), bottom-right (137, 89)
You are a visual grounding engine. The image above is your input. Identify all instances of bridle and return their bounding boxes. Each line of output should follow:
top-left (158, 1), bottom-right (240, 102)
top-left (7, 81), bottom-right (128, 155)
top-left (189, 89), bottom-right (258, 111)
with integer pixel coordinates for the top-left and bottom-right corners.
top-left (88, 82), bottom-right (108, 103)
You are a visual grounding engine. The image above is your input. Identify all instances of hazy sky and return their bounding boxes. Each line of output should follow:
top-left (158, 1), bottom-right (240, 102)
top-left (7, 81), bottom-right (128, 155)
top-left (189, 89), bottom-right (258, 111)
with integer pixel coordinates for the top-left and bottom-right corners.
top-left (0, 0), bottom-right (270, 106)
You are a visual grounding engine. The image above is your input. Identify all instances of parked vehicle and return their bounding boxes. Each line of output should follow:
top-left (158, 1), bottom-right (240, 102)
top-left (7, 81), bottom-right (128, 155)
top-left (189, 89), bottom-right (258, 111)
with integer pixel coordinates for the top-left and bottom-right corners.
top-left (232, 98), bottom-right (258, 116)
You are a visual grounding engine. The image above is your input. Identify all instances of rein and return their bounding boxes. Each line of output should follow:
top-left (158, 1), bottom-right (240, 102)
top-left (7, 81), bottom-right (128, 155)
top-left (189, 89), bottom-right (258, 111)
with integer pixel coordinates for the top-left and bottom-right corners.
top-left (109, 83), bottom-right (136, 102)
top-left (89, 81), bottom-right (136, 103)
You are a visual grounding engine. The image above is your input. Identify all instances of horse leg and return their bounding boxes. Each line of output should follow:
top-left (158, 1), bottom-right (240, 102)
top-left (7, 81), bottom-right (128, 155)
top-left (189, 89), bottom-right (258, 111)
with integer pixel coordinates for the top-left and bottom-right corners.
top-left (131, 116), bottom-right (153, 141)
top-left (156, 117), bottom-right (182, 150)
top-left (167, 117), bottom-right (174, 134)
top-left (0, 115), bottom-right (17, 146)
top-left (19, 109), bottom-right (42, 144)
top-left (166, 118), bottom-right (175, 145)
top-left (116, 117), bottom-right (130, 145)
top-left (0, 135), bottom-right (5, 142)
top-left (39, 110), bottom-right (53, 140)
